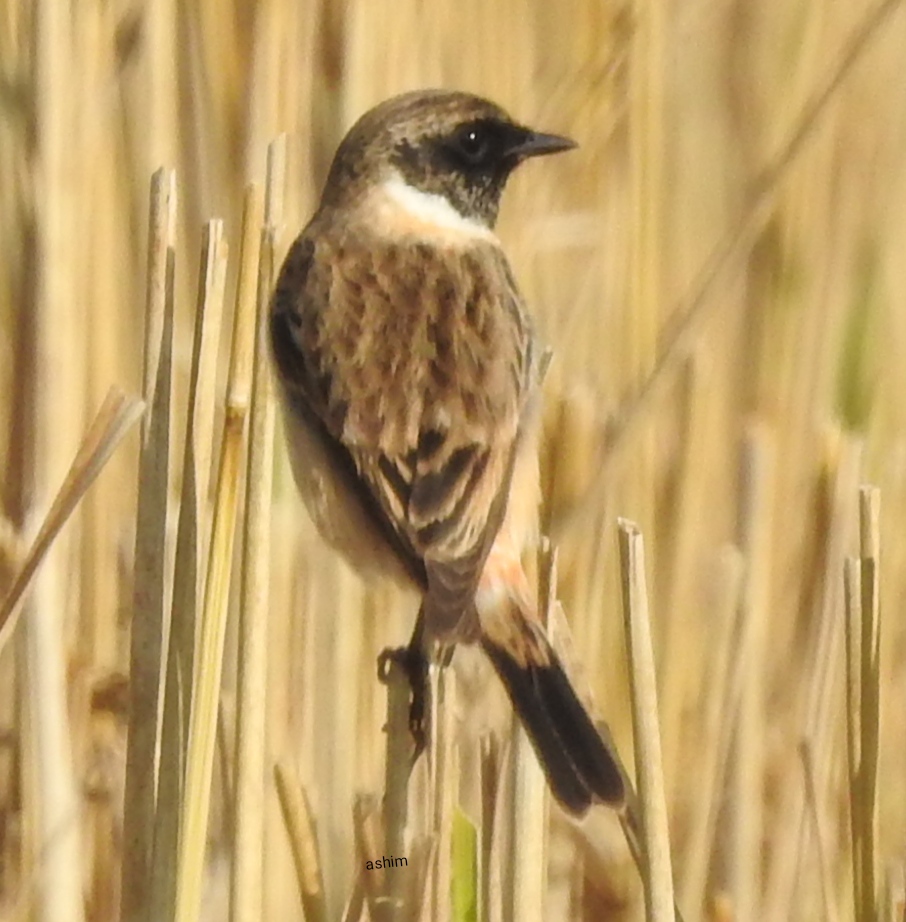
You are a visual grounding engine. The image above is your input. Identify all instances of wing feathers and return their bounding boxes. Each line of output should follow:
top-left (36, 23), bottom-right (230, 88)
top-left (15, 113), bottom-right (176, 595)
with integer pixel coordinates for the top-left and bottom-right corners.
top-left (271, 226), bottom-right (534, 637)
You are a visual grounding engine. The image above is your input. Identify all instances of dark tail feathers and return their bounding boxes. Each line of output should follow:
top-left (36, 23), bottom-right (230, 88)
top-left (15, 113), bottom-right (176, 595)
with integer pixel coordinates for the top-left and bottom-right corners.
top-left (481, 633), bottom-right (625, 816)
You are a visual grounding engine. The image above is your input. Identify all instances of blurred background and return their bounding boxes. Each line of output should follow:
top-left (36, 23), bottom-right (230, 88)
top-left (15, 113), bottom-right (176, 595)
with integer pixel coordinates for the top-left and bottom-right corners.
top-left (1, 0), bottom-right (906, 920)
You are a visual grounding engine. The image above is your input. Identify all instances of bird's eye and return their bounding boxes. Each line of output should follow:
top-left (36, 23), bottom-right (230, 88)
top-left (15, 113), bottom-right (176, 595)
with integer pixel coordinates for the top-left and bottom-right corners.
top-left (454, 124), bottom-right (491, 165)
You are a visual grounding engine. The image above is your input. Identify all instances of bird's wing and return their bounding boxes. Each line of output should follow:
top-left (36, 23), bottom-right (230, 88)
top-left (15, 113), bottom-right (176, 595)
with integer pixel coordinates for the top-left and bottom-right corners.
top-left (270, 232), bottom-right (429, 587)
top-left (270, 229), bottom-right (535, 636)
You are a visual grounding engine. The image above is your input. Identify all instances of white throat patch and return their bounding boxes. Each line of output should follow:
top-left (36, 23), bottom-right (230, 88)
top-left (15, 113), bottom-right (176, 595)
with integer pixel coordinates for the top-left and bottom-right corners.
top-left (378, 174), bottom-right (496, 242)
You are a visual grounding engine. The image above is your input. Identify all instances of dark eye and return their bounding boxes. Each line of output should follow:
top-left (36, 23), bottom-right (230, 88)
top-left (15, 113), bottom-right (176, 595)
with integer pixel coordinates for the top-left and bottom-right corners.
top-left (454, 124), bottom-right (491, 165)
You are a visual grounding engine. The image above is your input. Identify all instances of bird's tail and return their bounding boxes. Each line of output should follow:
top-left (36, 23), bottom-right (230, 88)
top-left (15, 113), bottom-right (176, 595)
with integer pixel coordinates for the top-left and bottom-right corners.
top-left (478, 590), bottom-right (626, 816)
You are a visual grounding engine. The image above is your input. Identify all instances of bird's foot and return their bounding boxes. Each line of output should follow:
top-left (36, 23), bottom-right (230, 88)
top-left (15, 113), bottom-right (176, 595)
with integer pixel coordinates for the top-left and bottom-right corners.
top-left (377, 644), bottom-right (429, 765)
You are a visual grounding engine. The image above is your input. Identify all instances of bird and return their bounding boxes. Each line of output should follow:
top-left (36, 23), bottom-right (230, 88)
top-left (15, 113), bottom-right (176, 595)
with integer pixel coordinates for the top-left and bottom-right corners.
top-left (269, 88), bottom-right (625, 815)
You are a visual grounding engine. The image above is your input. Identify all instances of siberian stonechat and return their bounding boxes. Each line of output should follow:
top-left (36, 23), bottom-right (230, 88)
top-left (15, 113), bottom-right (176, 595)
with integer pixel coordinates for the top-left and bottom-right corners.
top-left (270, 89), bottom-right (624, 814)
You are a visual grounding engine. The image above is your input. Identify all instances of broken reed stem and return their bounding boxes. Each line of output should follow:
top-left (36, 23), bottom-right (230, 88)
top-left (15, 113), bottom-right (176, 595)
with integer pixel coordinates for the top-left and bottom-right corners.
top-left (859, 486), bottom-right (881, 922)
top-left (0, 390), bottom-right (144, 650)
top-left (231, 218), bottom-right (278, 922)
top-left (845, 557), bottom-right (864, 919)
top-left (763, 436), bottom-right (862, 919)
top-left (274, 762), bottom-right (328, 922)
top-left (121, 167), bottom-right (177, 922)
top-left (507, 544), bottom-right (555, 922)
top-left (508, 710), bottom-right (547, 922)
top-left (354, 794), bottom-right (384, 921)
top-left (175, 184), bottom-right (263, 922)
top-left (150, 218), bottom-right (228, 922)
top-left (479, 734), bottom-right (500, 922)
top-left (380, 652), bottom-right (413, 922)
top-left (150, 217), bottom-right (229, 920)
top-left (426, 665), bottom-right (457, 922)
top-left (847, 486), bottom-right (882, 922)
top-left (617, 519), bottom-right (675, 922)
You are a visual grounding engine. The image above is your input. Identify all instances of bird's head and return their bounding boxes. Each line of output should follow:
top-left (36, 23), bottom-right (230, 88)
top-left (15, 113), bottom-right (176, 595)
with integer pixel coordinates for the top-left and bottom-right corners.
top-left (321, 89), bottom-right (576, 230)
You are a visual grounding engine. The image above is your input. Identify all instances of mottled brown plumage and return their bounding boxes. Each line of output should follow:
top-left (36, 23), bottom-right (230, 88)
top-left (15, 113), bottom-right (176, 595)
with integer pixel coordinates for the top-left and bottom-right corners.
top-left (270, 89), bottom-right (624, 814)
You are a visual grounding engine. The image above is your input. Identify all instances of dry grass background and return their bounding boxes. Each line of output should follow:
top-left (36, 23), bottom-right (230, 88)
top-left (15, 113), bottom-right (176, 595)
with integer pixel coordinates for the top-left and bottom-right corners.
top-left (1, 0), bottom-right (906, 920)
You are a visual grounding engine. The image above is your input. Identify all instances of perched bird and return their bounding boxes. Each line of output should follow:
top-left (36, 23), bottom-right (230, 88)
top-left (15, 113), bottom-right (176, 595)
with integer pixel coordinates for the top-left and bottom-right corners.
top-left (269, 89), bottom-right (624, 815)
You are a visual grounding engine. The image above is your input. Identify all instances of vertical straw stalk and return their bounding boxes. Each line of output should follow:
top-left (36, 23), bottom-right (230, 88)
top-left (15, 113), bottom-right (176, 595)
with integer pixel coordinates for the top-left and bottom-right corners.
top-left (26, 0), bottom-right (87, 918)
top-left (230, 137), bottom-right (284, 922)
top-left (0, 392), bottom-right (145, 651)
top-left (379, 650), bottom-right (414, 922)
top-left (148, 217), bottom-right (228, 921)
top-left (507, 546), bottom-right (556, 922)
top-left (763, 434), bottom-right (863, 919)
top-left (846, 485), bottom-right (882, 922)
top-left (425, 666), bottom-right (457, 922)
top-left (617, 520), bottom-right (675, 922)
top-left (175, 184), bottom-right (263, 922)
top-left (274, 761), bottom-right (328, 922)
top-left (121, 168), bottom-right (178, 922)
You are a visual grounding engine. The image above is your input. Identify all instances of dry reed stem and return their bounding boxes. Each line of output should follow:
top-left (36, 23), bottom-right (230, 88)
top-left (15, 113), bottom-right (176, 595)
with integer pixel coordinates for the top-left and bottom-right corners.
top-left (846, 555), bottom-right (865, 918)
top-left (617, 519), bottom-right (675, 922)
top-left (340, 879), bottom-right (367, 922)
top-left (859, 486), bottom-right (882, 919)
top-left (30, 0), bottom-right (96, 900)
top-left (479, 734), bottom-right (501, 922)
top-left (354, 793), bottom-right (383, 921)
top-left (0, 390), bottom-right (144, 650)
top-left (121, 167), bottom-right (177, 922)
top-left (407, 834), bottom-right (436, 922)
top-left (507, 718), bottom-right (547, 922)
top-left (764, 435), bottom-right (862, 919)
top-left (175, 184), bottom-right (262, 922)
top-left (426, 666), bottom-right (457, 922)
top-left (501, 546), bottom-right (554, 922)
top-left (149, 218), bottom-right (228, 922)
top-left (274, 761), bottom-right (328, 922)
top-left (191, 223), bottom-right (231, 551)
top-left (846, 485), bottom-right (882, 922)
top-left (380, 653), bottom-right (414, 921)
top-left (230, 217), bottom-right (278, 920)
top-left (498, 541), bottom-right (557, 922)
top-left (229, 139), bottom-right (284, 922)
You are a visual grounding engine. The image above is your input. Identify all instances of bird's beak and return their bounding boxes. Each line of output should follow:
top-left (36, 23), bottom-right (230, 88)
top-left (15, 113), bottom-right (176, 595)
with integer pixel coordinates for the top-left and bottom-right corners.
top-left (507, 129), bottom-right (577, 160)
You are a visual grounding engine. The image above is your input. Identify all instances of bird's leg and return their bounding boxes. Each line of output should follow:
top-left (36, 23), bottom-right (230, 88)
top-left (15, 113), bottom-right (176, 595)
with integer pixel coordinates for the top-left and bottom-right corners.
top-left (378, 606), bottom-right (430, 766)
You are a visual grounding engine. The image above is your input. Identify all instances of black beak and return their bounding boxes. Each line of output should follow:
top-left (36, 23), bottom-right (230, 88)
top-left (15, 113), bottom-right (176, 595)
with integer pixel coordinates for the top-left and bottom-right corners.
top-left (507, 129), bottom-right (577, 160)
